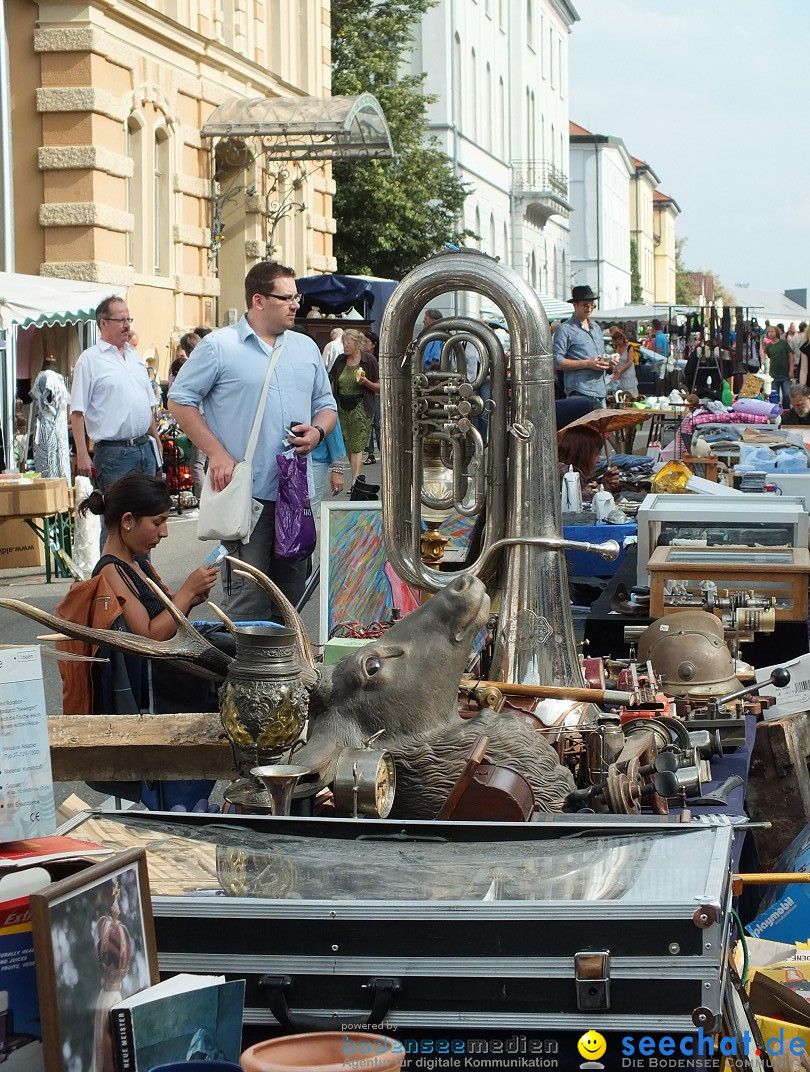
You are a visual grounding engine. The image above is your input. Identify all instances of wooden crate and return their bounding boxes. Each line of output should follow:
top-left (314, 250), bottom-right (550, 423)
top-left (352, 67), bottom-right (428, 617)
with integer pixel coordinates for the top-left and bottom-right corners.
top-left (748, 712), bottom-right (810, 870)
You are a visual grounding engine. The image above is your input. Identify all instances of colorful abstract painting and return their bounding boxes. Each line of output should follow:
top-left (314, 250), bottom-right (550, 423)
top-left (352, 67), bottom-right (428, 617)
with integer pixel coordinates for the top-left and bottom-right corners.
top-left (319, 503), bottom-right (478, 644)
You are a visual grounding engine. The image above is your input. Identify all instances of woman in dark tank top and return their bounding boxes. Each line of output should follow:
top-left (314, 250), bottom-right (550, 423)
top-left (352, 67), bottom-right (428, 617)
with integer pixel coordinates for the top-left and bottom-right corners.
top-left (80, 472), bottom-right (217, 638)
top-left (77, 472), bottom-right (221, 810)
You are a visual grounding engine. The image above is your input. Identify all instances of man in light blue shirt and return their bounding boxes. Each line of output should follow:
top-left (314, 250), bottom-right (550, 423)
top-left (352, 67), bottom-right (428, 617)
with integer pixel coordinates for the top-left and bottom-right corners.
top-left (652, 319), bottom-right (669, 358)
top-left (168, 262), bottom-right (336, 620)
top-left (553, 285), bottom-right (616, 402)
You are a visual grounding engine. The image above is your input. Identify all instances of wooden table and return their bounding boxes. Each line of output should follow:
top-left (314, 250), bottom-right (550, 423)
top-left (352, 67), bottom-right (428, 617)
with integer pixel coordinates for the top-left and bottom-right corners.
top-left (641, 405), bottom-right (689, 450)
top-left (0, 478), bottom-right (76, 581)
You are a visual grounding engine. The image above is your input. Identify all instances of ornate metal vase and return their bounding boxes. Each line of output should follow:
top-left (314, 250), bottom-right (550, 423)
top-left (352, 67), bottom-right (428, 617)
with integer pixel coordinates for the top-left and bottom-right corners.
top-left (219, 625), bottom-right (310, 808)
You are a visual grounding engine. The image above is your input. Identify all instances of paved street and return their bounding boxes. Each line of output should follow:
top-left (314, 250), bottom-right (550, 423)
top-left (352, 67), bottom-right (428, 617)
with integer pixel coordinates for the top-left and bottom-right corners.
top-left (0, 457), bottom-right (381, 811)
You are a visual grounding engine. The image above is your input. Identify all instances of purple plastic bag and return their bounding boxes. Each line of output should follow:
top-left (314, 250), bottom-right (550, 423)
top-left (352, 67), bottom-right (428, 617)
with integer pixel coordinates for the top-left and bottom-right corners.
top-left (274, 451), bottom-right (316, 558)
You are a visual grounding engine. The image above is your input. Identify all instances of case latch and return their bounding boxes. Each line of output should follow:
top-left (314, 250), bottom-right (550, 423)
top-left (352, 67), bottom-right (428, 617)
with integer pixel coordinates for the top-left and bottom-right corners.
top-left (575, 950), bottom-right (611, 1011)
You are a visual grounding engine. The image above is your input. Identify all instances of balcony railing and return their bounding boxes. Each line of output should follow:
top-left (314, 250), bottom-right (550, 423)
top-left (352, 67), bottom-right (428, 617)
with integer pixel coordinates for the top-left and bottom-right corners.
top-left (511, 160), bottom-right (569, 199)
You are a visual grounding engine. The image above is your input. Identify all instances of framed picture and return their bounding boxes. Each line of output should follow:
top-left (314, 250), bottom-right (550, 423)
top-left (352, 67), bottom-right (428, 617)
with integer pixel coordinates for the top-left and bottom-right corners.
top-left (318, 500), bottom-right (477, 644)
top-left (29, 848), bottom-right (158, 1072)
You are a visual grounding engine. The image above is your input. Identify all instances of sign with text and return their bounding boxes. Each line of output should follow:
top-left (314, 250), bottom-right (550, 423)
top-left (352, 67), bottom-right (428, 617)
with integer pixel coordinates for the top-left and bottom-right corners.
top-left (0, 647), bottom-right (55, 841)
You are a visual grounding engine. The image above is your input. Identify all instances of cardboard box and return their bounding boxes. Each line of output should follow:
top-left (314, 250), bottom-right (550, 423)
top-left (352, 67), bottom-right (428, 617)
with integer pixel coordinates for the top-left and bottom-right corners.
top-left (0, 477), bottom-right (71, 517)
top-left (322, 637), bottom-right (368, 665)
top-left (0, 518), bottom-right (45, 568)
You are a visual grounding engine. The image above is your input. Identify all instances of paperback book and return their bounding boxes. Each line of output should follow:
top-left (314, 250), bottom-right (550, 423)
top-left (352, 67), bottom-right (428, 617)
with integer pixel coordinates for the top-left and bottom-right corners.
top-left (110, 973), bottom-right (245, 1071)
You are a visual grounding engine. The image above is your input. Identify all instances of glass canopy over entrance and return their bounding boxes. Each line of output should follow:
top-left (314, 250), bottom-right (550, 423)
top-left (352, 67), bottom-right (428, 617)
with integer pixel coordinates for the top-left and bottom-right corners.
top-left (201, 93), bottom-right (394, 161)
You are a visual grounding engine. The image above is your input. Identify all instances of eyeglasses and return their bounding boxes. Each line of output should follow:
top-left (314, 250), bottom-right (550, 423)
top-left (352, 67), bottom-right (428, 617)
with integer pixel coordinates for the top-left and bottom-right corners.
top-left (103, 316), bottom-right (134, 323)
top-left (262, 293), bottom-right (302, 304)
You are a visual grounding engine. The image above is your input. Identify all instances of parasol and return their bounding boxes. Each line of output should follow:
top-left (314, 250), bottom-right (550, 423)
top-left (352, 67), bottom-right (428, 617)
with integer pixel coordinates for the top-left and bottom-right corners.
top-left (557, 406), bottom-right (653, 459)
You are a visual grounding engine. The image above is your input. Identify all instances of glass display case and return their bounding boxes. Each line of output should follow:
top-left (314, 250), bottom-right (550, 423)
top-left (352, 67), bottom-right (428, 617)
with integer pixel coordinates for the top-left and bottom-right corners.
top-left (637, 493), bottom-right (809, 585)
top-left (648, 544), bottom-right (810, 621)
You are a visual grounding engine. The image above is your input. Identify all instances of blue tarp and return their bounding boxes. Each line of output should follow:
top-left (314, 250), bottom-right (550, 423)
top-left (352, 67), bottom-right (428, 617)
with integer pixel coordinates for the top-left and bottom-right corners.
top-left (295, 274), bottom-right (397, 335)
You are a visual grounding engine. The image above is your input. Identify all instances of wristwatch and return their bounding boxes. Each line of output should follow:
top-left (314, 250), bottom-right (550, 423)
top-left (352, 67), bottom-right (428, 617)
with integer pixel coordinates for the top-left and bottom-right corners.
top-left (314, 424), bottom-right (325, 444)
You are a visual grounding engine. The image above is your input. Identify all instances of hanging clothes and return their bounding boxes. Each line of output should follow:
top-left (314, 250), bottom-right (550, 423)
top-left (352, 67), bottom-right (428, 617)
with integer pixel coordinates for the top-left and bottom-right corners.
top-left (30, 364), bottom-right (71, 480)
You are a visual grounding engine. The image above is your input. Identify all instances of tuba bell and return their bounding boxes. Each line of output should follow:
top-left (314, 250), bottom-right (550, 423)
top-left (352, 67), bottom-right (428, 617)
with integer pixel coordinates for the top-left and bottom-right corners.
top-left (380, 249), bottom-right (616, 689)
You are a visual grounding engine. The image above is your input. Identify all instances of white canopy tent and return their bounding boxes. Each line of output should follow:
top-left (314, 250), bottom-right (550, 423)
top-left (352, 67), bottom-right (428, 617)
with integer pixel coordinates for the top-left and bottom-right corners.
top-left (0, 272), bottom-right (126, 471)
top-left (594, 303), bottom-right (695, 322)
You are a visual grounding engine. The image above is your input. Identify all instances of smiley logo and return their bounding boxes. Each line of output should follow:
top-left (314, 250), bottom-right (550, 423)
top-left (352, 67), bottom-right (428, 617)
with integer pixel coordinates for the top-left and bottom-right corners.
top-left (577, 1030), bottom-right (607, 1062)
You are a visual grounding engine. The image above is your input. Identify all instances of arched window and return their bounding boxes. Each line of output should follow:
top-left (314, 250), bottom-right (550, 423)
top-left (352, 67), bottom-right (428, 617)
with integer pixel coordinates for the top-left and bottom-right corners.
top-left (475, 206), bottom-right (482, 249)
top-left (551, 122), bottom-right (556, 166)
top-left (153, 127), bottom-right (170, 275)
top-left (453, 33), bottom-right (462, 129)
top-left (503, 222), bottom-right (509, 264)
top-left (549, 26), bottom-right (555, 87)
top-left (489, 212), bottom-right (496, 257)
top-left (531, 250), bottom-right (537, 290)
top-left (530, 91), bottom-right (536, 161)
top-left (525, 87), bottom-right (531, 158)
top-left (498, 77), bottom-right (506, 160)
top-left (471, 48), bottom-right (478, 141)
top-left (485, 63), bottom-right (493, 152)
top-left (126, 115), bottom-right (144, 272)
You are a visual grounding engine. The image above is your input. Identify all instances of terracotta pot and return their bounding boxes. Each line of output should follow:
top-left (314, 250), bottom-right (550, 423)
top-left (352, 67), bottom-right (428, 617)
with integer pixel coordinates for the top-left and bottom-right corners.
top-left (240, 1031), bottom-right (404, 1072)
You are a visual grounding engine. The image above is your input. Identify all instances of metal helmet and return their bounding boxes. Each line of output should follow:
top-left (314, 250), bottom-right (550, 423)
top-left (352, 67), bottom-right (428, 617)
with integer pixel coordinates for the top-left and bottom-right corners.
top-left (637, 610), bottom-right (741, 699)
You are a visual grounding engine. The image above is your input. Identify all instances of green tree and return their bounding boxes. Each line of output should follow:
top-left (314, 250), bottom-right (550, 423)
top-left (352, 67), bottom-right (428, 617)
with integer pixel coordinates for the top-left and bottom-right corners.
top-left (675, 236), bottom-right (696, 305)
top-left (331, 0), bottom-right (472, 278)
top-left (629, 238), bottom-right (641, 302)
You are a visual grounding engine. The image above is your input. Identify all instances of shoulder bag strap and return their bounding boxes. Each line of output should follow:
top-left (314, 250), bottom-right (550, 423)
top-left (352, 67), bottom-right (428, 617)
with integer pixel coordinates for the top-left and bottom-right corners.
top-left (244, 333), bottom-right (287, 466)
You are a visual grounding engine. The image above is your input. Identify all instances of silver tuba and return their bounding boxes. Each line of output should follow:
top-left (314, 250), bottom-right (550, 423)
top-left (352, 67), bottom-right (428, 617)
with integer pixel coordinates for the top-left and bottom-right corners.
top-left (380, 249), bottom-right (615, 688)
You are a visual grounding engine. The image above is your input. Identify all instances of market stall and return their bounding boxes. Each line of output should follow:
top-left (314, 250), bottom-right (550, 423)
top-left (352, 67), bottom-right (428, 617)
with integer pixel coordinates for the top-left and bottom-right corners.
top-left (0, 272), bottom-right (125, 472)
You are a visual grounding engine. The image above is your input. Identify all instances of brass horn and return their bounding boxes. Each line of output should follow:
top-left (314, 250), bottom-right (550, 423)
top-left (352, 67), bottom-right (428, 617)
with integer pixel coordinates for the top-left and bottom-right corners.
top-left (380, 249), bottom-right (616, 687)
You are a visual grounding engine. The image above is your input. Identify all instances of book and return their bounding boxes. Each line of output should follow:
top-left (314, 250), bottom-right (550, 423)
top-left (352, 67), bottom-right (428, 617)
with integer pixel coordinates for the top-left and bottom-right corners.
top-left (110, 973), bottom-right (245, 1071)
top-left (0, 834), bottom-right (110, 868)
top-left (0, 894), bottom-right (45, 1069)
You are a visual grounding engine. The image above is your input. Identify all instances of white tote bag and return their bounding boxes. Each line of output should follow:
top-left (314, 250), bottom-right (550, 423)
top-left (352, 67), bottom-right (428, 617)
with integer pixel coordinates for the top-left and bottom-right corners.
top-left (197, 338), bottom-right (285, 544)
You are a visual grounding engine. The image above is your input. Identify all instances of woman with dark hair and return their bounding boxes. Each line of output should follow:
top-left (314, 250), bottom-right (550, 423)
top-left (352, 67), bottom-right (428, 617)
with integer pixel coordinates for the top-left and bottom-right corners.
top-left (77, 472), bottom-right (219, 809)
top-left (557, 425), bottom-right (620, 503)
top-left (79, 472), bottom-right (217, 640)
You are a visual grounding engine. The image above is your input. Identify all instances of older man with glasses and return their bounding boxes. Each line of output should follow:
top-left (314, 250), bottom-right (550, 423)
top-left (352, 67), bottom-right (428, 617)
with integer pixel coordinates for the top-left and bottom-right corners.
top-left (71, 296), bottom-right (163, 494)
top-left (168, 261), bottom-right (337, 621)
top-left (552, 285), bottom-right (616, 404)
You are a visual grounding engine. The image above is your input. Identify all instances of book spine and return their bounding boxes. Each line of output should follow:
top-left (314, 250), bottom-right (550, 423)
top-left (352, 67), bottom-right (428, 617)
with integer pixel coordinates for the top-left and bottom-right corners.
top-left (110, 1006), bottom-right (136, 1072)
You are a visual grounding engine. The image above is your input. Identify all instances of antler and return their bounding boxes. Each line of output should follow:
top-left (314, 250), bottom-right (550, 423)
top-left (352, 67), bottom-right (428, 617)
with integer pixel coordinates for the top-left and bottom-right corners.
top-left (0, 586), bottom-right (231, 681)
top-left (207, 601), bottom-right (236, 635)
top-left (224, 556), bottom-right (317, 681)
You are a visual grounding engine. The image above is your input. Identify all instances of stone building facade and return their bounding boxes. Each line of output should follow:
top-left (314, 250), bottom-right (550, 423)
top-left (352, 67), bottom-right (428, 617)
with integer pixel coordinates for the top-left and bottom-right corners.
top-left (9, 0), bottom-right (335, 374)
top-left (409, 0), bottom-right (579, 318)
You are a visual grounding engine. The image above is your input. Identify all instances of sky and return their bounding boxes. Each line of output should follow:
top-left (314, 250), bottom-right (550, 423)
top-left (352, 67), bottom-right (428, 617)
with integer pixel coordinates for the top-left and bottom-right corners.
top-left (569, 0), bottom-right (810, 296)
